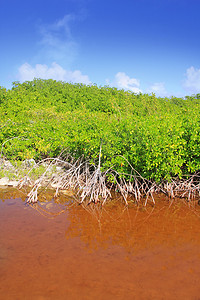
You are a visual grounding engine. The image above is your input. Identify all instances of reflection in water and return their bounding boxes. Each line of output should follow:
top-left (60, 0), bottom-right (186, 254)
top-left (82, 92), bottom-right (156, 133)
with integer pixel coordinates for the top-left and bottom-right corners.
top-left (2, 188), bottom-right (200, 253)
top-left (64, 197), bottom-right (200, 253)
top-left (1, 189), bottom-right (200, 300)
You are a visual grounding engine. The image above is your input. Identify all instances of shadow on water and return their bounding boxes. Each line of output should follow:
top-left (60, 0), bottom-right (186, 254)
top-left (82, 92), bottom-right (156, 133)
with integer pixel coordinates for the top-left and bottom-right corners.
top-left (1, 188), bottom-right (200, 299)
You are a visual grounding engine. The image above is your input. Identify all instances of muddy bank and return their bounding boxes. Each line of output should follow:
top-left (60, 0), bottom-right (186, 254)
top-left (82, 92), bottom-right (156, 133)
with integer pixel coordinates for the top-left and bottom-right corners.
top-left (1, 190), bottom-right (200, 299)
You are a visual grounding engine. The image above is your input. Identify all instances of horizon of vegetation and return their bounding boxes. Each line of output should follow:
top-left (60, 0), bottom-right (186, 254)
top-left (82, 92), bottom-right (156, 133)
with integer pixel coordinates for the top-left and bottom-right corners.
top-left (0, 78), bottom-right (200, 203)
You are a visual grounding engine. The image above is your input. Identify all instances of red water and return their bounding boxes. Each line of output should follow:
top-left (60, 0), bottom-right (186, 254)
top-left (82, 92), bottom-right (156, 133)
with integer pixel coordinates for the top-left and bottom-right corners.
top-left (1, 189), bottom-right (200, 299)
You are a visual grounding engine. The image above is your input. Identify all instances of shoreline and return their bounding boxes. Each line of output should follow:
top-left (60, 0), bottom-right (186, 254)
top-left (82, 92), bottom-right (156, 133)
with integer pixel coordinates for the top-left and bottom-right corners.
top-left (0, 157), bottom-right (64, 188)
top-left (1, 157), bottom-right (200, 205)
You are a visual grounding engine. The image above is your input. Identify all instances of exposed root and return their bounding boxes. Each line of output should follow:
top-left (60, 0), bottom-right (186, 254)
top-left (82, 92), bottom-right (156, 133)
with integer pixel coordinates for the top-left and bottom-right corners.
top-left (162, 174), bottom-right (200, 201)
top-left (52, 145), bottom-right (112, 204)
top-left (19, 152), bottom-right (200, 205)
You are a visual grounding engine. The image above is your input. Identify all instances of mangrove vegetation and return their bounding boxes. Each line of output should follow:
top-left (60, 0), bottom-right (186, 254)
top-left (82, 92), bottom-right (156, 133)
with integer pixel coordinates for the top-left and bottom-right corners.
top-left (0, 79), bottom-right (200, 203)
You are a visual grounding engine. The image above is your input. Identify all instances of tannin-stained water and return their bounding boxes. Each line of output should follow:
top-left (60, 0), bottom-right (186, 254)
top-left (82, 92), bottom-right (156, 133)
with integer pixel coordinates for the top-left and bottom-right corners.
top-left (0, 188), bottom-right (200, 300)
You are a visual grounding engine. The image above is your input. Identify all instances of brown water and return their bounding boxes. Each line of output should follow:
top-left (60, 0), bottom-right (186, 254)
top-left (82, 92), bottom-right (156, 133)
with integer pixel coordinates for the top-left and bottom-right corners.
top-left (1, 189), bottom-right (200, 300)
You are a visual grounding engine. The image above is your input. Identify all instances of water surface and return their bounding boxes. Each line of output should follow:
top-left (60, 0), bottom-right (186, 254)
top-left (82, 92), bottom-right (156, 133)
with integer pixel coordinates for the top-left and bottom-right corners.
top-left (1, 189), bottom-right (200, 299)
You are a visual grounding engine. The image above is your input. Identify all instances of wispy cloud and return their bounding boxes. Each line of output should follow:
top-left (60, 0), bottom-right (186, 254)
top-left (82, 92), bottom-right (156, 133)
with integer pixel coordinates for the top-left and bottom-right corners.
top-left (18, 62), bottom-right (91, 85)
top-left (107, 72), bottom-right (142, 93)
top-left (36, 14), bottom-right (78, 65)
top-left (16, 13), bottom-right (92, 85)
top-left (146, 82), bottom-right (168, 97)
top-left (183, 66), bottom-right (200, 93)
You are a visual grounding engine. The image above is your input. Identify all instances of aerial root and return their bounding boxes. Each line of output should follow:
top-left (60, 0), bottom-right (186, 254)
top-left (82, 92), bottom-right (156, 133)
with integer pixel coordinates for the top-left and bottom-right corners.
top-left (19, 154), bottom-right (200, 205)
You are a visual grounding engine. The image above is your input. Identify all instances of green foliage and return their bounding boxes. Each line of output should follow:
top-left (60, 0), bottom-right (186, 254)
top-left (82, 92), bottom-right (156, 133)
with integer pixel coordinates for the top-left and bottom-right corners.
top-left (0, 78), bottom-right (200, 182)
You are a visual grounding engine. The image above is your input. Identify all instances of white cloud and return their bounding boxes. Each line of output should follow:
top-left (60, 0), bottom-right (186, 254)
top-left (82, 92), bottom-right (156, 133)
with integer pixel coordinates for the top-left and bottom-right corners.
top-left (18, 62), bottom-right (91, 85)
top-left (147, 82), bottom-right (168, 97)
top-left (109, 72), bottom-right (142, 93)
top-left (183, 66), bottom-right (200, 93)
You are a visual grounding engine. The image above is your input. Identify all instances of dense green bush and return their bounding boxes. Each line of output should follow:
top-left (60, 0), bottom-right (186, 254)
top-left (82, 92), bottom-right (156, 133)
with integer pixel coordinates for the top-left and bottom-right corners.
top-left (0, 79), bottom-right (200, 182)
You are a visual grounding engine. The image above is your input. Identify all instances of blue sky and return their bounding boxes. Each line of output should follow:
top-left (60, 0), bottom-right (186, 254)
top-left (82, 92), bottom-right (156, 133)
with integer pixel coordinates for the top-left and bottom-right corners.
top-left (1, 0), bottom-right (200, 97)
